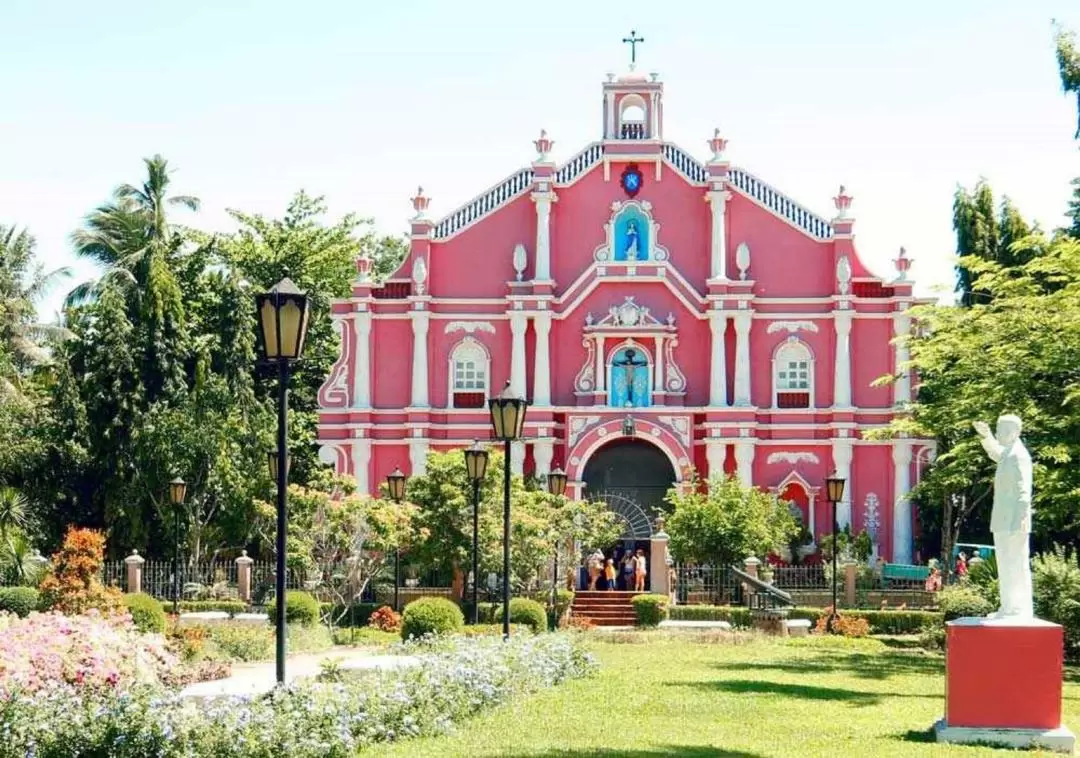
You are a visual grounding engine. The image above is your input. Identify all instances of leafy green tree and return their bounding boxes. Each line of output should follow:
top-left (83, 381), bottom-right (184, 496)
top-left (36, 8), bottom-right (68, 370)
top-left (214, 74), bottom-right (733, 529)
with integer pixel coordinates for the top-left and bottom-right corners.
top-left (665, 475), bottom-right (799, 567)
top-left (1054, 22), bottom-right (1080, 138)
top-left (873, 234), bottom-right (1080, 557)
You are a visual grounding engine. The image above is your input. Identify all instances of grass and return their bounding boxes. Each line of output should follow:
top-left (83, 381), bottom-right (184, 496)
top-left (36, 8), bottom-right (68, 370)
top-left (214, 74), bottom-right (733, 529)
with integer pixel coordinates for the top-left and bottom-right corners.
top-left (373, 631), bottom-right (1076, 757)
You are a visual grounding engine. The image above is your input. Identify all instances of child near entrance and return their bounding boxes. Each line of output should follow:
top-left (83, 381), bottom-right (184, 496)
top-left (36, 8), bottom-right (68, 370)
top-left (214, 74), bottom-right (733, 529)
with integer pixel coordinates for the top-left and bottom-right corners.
top-left (633, 548), bottom-right (647, 592)
top-left (604, 559), bottom-right (616, 591)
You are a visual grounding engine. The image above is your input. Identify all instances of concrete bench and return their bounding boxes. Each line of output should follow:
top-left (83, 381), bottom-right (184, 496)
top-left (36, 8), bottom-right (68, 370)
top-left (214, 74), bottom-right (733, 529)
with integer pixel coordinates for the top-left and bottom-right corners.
top-left (176, 611), bottom-right (230, 626)
top-left (785, 618), bottom-right (812, 637)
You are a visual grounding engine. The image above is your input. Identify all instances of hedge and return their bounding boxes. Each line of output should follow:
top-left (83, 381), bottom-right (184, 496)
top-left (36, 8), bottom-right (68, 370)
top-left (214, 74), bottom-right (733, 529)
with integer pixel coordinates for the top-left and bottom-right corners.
top-left (631, 594), bottom-right (670, 627)
top-left (498, 598), bottom-right (548, 633)
top-left (266, 592), bottom-right (320, 627)
top-left (320, 601), bottom-right (381, 627)
top-left (124, 592), bottom-right (167, 633)
top-left (668, 605), bottom-right (940, 634)
top-left (162, 600), bottom-right (249, 616)
top-left (0, 586), bottom-right (41, 617)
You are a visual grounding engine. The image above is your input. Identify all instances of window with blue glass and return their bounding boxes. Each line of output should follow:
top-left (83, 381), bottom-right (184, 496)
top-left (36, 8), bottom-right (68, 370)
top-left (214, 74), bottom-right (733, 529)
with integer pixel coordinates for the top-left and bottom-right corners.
top-left (610, 347), bottom-right (651, 408)
top-left (612, 208), bottom-right (649, 262)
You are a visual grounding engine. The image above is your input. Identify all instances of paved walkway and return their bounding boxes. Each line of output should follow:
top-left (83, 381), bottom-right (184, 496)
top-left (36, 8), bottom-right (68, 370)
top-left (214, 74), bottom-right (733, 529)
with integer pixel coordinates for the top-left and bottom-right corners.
top-left (179, 646), bottom-right (419, 701)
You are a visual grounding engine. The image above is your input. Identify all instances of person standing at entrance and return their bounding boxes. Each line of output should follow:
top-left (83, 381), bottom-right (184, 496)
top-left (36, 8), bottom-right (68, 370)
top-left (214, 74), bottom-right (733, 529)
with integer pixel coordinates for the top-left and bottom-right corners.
top-left (587, 549), bottom-right (604, 590)
top-left (620, 553), bottom-right (634, 591)
top-left (633, 548), bottom-right (647, 592)
top-left (604, 559), bottom-right (616, 592)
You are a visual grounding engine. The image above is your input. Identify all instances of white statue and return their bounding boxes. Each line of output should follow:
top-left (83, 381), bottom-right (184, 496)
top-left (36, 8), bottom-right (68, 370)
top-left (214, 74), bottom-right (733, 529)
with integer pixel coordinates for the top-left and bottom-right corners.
top-left (973, 415), bottom-right (1034, 618)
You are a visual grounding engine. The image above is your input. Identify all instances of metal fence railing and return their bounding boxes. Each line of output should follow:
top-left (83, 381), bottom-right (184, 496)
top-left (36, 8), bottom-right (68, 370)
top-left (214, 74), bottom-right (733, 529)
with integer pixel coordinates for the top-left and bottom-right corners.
top-left (771, 565), bottom-right (828, 589)
top-left (672, 566), bottom-right (742, 606)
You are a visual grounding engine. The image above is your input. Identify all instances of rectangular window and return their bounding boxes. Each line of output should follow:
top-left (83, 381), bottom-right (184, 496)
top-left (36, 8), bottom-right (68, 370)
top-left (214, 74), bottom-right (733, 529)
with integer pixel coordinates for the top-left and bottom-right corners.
top-left (454, 360), bottom-right (486, 391)
top-left (778, 360), bottom-right (809, 390)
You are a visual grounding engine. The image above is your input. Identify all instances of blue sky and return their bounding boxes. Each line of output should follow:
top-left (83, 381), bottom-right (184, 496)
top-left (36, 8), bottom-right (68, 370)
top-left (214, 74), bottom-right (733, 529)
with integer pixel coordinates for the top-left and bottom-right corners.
top-left (2, 0), bottom-right (1079, 318)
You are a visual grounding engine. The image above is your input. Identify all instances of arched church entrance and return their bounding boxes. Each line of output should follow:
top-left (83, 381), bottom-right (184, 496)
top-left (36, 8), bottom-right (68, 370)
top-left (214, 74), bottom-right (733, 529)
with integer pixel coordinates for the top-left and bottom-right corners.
top-left (580, 439), bottom-right (676, 592)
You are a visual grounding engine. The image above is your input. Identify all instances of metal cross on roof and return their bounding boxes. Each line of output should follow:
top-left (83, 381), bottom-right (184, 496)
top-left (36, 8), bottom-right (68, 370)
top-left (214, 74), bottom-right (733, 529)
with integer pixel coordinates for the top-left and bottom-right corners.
top-left (622, 30), bottom-right (644, 65)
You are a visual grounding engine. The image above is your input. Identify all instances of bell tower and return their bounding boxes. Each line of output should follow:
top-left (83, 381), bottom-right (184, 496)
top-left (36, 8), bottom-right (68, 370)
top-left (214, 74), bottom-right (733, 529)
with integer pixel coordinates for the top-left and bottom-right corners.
top-left (602, 30), bottom-right (663, 142)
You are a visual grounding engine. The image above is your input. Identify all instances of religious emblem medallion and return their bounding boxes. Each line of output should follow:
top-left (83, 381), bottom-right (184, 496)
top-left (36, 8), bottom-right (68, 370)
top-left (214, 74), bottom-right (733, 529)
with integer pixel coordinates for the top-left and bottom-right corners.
top-left (620, 163), bottom-right (643, 198)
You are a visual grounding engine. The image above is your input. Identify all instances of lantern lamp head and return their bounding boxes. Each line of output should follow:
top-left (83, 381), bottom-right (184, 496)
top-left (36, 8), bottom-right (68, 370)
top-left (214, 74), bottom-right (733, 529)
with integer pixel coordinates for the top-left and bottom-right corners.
top-left (487, 382), bottom-right (529, 442)
top-left (255, 277), bottom-right (311, 362)
top-left (168, 477), bottom-right (187, 506)
top-left (387, 467), bottom-right (407, 503)
top-left (547, 466), bottom-right (568, 498)
top-left (825, 472), bottom-right (846, 504)
top-left (464, 441), bottom-right (490, 483)
top-left (268, 451), bottom-right (291, 482)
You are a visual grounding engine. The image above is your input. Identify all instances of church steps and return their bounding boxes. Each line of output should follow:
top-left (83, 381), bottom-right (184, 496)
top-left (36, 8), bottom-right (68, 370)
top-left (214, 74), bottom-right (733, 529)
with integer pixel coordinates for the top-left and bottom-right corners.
top-left (570, 590), bottom-right (642, 626)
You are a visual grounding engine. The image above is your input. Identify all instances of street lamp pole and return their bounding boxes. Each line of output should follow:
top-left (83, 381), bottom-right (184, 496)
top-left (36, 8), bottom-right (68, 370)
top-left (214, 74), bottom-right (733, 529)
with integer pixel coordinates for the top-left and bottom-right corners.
top-left (387, 467), bottom-right (407, 612)
top-left (825, 472), bottom-right (847, 633)
top-left (488, 383), bottom-right (528, 640)
top-left (168, 477), bottom-right (187, 617)
top-left (464, 442), bottom-right (489, 625)
top-left (547, 466), bottom-right (568, 612)
top-left (254, 277), bottom-right (311, 686)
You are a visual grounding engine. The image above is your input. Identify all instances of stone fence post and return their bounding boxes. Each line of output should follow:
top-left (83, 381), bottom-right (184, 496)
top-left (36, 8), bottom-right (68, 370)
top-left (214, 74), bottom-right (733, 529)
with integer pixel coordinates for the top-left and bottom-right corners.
top-left (649, 520), bottom-right (670, 598)
top-left (844, 561), bottom-right (858, 607)
top-left (124, 550), bottom-right (145, 594)
top-left (236, 550), bottom-right (254, 603)
top-left (743, 556), bottom-right (760, 579)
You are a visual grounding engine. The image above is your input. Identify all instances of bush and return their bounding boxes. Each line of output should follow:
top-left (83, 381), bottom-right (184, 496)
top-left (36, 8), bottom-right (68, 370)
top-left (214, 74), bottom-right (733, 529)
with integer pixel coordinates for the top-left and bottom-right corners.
top-left (124, 592), bottom-right (166, 634)
top-left (937, 585), bottom-right (994, 621)
top-left (38, 527), bottom-right (123, 615)
top-left (498, 597), bottom-right (548, 633)
top-left (178, 600), bottom-right (247, 616)
top-left (1033, 549), bottom-right (1080, 658)
top-left (631, 593), bottom-right (669, 628)
top-left (266, 591), bottom-right (320, 627)
top-left (669, 605), bottom-right (752, 627)
top-left (367, 605), bottom-right (402, 632)
top-left (667, 605), bottom-right (940, 634)
top-left (210, 623), bottom-right (274, 662)
top-left (320, 601), bottom-right (380, 627)
top-left (401, 596), bottom-right (465, 640)
top-left (813, 607), bottom-right (871, 637)
top-left (0, 586), bottom-right (40, 617)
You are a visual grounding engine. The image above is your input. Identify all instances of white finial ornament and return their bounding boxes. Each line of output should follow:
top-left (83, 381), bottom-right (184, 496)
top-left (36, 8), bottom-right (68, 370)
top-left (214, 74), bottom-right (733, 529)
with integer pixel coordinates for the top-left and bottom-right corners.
top-left (355, 256), bottom-right (372, 283)
top-left (893, 246), bottom-right (913, 282)
top-left (833, 185), bottom-right (853, 220)
top-left (411, 257), bottom-right (427, 295)
top-left (836, 255), bottom-right (852, 295)
top-left (533, 130), bottom-right (554, 161)
top-left (512, 243), bottom-right (528, 281)
top-left (735, 242), bottom-right (751, 281)
top-left (708, 128), bottom-right (728, 161)
top-left (410, 186), bottom-right (431, 220)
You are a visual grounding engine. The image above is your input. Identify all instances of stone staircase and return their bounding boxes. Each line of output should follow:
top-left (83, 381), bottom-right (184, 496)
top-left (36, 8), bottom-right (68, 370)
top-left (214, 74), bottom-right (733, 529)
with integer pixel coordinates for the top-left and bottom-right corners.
top-left (570, 590), bottom-right (640, 627)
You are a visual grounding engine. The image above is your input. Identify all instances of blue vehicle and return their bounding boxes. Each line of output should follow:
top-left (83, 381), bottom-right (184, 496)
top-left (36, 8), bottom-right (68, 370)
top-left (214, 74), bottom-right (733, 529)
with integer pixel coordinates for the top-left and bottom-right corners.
top-left (951, 543), bottom-right (995, 562)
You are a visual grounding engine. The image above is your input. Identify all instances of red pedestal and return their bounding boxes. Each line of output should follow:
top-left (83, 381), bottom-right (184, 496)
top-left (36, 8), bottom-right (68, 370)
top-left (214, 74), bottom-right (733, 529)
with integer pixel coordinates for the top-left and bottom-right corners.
top-left (945, 618), bottom-right (1063, 730)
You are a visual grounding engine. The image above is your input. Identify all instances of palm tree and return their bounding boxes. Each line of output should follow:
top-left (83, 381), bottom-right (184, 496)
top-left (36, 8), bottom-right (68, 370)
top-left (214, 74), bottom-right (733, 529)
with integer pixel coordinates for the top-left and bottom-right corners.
top-left (65, 154), bottom-right (199, 307)
top-left (0, 226), bottom-right (71, 401)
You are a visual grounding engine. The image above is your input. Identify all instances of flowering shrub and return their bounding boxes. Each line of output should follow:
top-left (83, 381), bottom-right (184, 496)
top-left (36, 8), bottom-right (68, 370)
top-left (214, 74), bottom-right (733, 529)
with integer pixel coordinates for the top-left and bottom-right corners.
top-left (0, 610), bottom-right (177, 696)
top-left (38, 527), bottom-right (122, 615)
top-left (368, 605), bottom-right (402, 632)
top-left (0, 633), bottom-right (596, 757)
top-left (813, 607), bottom-right (871, 638)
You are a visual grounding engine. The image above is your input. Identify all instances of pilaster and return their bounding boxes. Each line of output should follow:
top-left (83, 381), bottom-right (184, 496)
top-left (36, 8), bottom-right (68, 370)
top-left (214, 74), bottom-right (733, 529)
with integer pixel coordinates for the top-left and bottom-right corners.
top-left (509, 311), bottom-right (528, 399)
top-left (892, 441), bottom-right (913, 563)
top-left (733, 311), bottom-right (753, 407)
top-left (705, 441), bottom-right (726, 480)
top-left (352, 311), bottom-right (372, 409)
top-left (833, 310), bottom-right (853, 409)
top-left (532, 440), bottom-right (554, 479)
top-left (409, 438), bottom-right (430, 478)
top-left (511, 441), bottom-right (526, 476)
top-left (894, 310), bottom-right (912, 406)
top-left (831, 439), bottom-right (854, 529)
top-left (409, 310), bottom-right (430, 408)
top-left (706, 189), bottom-right (731, 280)
top-left (734, 439), bottom-right (755, 488)
top-left (351, 438), bottom-right (371, 494)
top-left (709, 312), bottom-right (729, 407)
top-left (532, 313), bottom-right (552, 406)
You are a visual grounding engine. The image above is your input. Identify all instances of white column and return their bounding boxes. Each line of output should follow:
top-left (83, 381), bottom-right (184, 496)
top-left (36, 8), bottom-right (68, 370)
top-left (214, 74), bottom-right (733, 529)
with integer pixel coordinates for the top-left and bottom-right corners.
top-left (892, 441), bottom-right (913, 563)
top-left (594, 335), bottom-right (606, 394)
top-left (808, 492), bottom-right (817, 543)
top-left (653, 336), bottom-right (665, 393)
top-left (352, 313), bottom-right (372, 409)
top-left (534, 195), bottom-right (553, 281)
top-left (733, 312), bottom-right (753, 407)
top-left (532, 440), bottom-right (554, 479)
top-left (605, 91), bottom-right (615, 138)
top-left (649, 92), bottom-right (659, 137)
top-left (709, 312), bottom-right (728, 407)
top-left (409, 439), bottom-right (429, 478)
top-left (705, 441), bottom-right (726, 481)
top-left (734, 440), bottom-right (755, 488)
top-left (410, 311), bottom-right (430, 408)
top-left (831, 439), bottom-right (854, 529)
top-left (351, 439), bottom-right (371, 494)
top-left (509, 312), bottom-right (528, 399)
top-left (532, 314), bottom-right (552, 406)
top-left (894, 312), bottom-right (912, 406)
top-left (833, 311), bottom-right (853, 409)
top-left (510, 441), bottom-right (525, 476)
top-left (706, 190), bottom-right (730, 280)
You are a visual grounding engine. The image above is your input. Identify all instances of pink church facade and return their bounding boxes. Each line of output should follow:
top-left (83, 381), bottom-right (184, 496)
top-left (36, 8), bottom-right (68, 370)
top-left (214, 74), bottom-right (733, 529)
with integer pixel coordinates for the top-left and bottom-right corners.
top-left (317, 67), bottom-right (934, 563)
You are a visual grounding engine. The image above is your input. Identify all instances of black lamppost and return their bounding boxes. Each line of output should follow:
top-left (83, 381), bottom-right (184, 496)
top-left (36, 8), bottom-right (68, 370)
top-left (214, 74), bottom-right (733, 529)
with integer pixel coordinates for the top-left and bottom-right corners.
top-left (168, 477), bottom-right (187, 617)
top-left (463, 442), bottom-right (489, 625)
top-left (547, 465), bottom-right (568, 610)
top-left (488, 382), bottom-right (528, 640)
top-left (255, 277), bottom-right (311, 685)
top-left (386, 467), bottom-right (407, 612)
top-left (825, 472), bottom-right (847, 633)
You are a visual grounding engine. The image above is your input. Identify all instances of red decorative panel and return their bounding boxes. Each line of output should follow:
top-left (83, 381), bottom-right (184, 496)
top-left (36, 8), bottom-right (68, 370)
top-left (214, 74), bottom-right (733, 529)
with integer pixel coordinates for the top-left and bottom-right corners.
top-left (776, 392), bottom-right (810, 409)
top-left (453, 392), bottom-right (485, 409)
top-left (373, 282), bottom-right (412, 299)
top-left (852, 282), bottom-right (895, 299)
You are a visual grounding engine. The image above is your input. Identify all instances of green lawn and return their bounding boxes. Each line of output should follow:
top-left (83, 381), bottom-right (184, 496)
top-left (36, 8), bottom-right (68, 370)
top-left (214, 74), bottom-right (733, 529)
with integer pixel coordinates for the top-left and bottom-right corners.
top-left (373, 631), bottom-right (1076, 757)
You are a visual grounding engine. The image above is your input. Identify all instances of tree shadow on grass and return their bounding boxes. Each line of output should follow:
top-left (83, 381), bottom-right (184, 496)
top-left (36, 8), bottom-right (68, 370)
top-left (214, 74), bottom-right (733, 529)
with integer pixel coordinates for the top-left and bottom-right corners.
top-left (892, 728), bottom-right (937, 744)
top-left (671, 678), bottom-right (936, 707)
top-left (710, 651), bottom-right (942, 681)
top-left (504, 748), bottom-right (765, 758)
